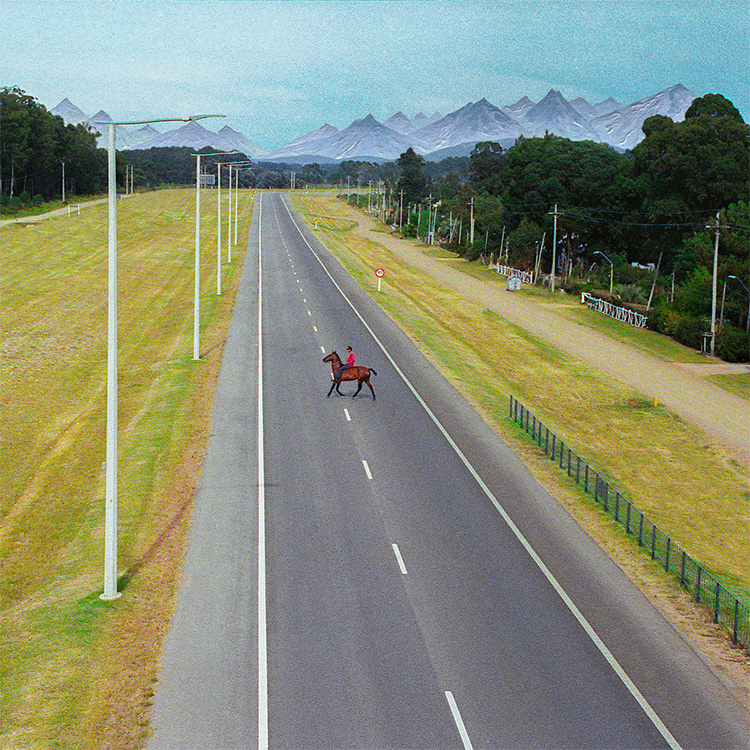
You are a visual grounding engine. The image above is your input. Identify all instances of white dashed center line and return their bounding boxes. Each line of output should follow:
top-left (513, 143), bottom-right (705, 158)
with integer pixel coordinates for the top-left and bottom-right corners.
top-left (392, 544), bottom-right (408, 575)
top-left (362, 460), bottom-right (373, 480)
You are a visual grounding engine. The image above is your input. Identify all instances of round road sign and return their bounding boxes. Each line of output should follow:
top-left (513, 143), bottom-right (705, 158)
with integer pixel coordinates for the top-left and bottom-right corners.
top-left (375, 268), bottom-right (385, 278)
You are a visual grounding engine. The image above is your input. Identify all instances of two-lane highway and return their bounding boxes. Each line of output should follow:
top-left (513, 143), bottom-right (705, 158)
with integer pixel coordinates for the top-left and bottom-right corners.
top-left (149, 192), bottom-right (748, 749)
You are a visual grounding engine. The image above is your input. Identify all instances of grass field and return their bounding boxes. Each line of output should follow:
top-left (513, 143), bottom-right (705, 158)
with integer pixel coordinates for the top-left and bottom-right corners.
top-left (0, 188), bottom-right (252, 748)
top-left (294, 194), bottom-right (750, 612)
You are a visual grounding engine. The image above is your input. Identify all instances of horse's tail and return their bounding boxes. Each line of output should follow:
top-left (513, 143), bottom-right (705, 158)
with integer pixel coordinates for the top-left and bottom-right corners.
top-left (369, 368), bottom-right (377, 376)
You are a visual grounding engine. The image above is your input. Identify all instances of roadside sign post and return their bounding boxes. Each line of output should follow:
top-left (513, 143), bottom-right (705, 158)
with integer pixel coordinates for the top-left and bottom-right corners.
top-left (376, 267), bottom-right (385, 292)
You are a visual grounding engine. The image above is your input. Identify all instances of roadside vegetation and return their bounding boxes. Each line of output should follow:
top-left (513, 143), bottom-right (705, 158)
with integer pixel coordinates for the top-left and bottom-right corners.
top-left (0, 188), bottom-right (252, 748)
top-left (293, 192), bottom-right (750, 629)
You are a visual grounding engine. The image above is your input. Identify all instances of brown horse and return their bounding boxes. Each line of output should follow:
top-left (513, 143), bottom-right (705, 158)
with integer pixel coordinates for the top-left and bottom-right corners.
top-left (323, 351), bottom-right (377, 399)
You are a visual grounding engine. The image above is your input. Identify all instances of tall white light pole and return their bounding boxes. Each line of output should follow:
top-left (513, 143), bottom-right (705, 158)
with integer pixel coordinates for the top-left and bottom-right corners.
top-left (192, 147), bottom-right (236, 360)
top-left (93, 114), bottom-right (221, 600)
top-left (225, 160), bottom-right (252, 262)
top-left (217, 162), bottom-right (223, 295)
top-left (61, 160), bottom-right (67, 203)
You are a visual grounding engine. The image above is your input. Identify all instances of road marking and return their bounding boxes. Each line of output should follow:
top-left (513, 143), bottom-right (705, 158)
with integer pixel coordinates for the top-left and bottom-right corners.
top-left (313, 325), bottom-right (318, 332)
top-left (307, 310), bottom-right (311, 316)
top-left (257, 194), bottom-right (268, 750)
top-left (392, 544), bottom-right (408, 575)
top-left (303, 297), bottom-right (307, 303)
top-left (344, 408), bottom-right (351, 421)
top-left (445, 692), bottom-right (473, 750)
top-left (280, 195), bottom-right (684, 750)
top-left (320, 346), bottom-right (326, 353)
top-left (362, 460), bottom-right (373, 479)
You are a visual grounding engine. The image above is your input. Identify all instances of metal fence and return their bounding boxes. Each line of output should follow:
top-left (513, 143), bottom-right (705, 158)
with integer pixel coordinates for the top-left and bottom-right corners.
top-left (581, 292), bottom-right (648, 328)
top-left (509, 395), bottom-right (748, 649)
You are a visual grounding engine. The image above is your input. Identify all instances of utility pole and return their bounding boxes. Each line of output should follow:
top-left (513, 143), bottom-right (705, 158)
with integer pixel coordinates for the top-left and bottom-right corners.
top-left (469, 196), bottom-right (475, 246)
top-left (549, 204), bottom-right (560, 292)
top-left (399, 189), bottom-right (404, 230)
top-left (61, 160), bottom-right (66, 202)
top-left (708, 211), bottom-right (724, 355)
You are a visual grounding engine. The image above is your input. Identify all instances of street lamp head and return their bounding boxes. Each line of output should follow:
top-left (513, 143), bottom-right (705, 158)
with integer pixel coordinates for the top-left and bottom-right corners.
top-left (728, 275), bottom-right (737, 280)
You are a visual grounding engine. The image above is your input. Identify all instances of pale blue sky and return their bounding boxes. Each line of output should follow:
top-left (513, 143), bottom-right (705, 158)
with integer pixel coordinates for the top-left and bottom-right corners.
top-left (3, 0), bottom-right (748, 150)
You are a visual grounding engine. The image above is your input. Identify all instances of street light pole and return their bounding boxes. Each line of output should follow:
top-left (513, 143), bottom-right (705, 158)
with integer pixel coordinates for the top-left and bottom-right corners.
top-left (95, 114), bottom-right (222, 600)
top-left (192, 147), bottom-right (236, 361)
top-left (217, 162), bottom-right (223, 295)
top-left (61, 160), bottom-right (67, 203)
top-left (103, 122), bottom-right (118, 600)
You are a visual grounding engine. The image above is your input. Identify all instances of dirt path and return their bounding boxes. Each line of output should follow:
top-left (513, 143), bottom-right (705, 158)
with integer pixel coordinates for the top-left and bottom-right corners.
top-left (342, 205), bottom-right (749, 470)
top-left (0, 197), bottom-right (111, 229)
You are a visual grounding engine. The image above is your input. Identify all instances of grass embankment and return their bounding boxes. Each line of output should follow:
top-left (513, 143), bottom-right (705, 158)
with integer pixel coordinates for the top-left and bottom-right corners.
top-left (294, 194), bottom-right (750, 619)
top-left (0, 188), bottom-right (252, 748)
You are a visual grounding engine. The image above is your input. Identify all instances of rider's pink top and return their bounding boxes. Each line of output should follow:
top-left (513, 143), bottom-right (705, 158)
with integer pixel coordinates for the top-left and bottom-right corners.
top-left (346, 351), bottom-right (355, 366)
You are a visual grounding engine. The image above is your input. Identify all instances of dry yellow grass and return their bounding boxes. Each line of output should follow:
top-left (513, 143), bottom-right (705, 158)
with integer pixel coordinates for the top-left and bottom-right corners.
top-left (295, 193), bottom-right (750, 599)
top-left (0, 188), bottom-right (253, 747)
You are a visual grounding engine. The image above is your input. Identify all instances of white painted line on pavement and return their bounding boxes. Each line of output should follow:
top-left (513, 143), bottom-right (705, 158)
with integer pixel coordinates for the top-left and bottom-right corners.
top-left (446, 692), bottom-right (473, 750)
top-left (320, 346), bottom-right (326, 353)
top-left (392, 544), bottom-right (408, 575)
top-left (362, 460), bottom-right (373, 479)
top-left (344, 408), bottom-right (351, 421)
top-left (313, 325), bottom-right (318, 332)
top-left (257, 194), bottom-right (269, 750)
top-left (280, 195), bottom-right (684, 750)
top-left (307, 310), bottom-right (311, 316)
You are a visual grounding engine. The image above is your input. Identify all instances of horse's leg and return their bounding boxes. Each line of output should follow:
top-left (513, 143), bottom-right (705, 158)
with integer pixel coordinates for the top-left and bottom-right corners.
top-left (352, 379), bottom-right (363, 398)
top-left (327, 379), bottom-right (338, 397)
top-left (366, 379), bottom-right (376, 400)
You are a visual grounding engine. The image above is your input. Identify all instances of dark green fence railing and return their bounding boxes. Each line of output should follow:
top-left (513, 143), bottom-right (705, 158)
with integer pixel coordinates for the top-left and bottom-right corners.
top-left (509, 395), bottom-right (748, 650)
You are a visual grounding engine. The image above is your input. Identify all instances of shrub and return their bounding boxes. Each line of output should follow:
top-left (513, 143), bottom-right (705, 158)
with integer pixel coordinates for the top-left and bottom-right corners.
top-left (716, 327), bottom-right (750, 363)
top-left (614, 283), bottom-right (647, 305)
top-left (673, 316), bottom-right (706, 349)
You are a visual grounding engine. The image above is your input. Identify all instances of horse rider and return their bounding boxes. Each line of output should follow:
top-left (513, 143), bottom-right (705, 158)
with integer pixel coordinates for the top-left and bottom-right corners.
top-left (336, 346), bottom-right (355, 380)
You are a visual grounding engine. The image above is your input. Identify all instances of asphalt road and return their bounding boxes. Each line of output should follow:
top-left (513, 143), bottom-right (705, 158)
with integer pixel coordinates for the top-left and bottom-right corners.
top-left (149, 193), bottom-right (748, 749)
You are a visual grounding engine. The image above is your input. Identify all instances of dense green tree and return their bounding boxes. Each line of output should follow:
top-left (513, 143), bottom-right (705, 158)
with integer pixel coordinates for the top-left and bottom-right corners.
top-left (0, 86), bottom-right (105, 205)
top-left (469, 141), bottom-right (505, 195)
top-left (684, 93), bottom-right (744, 121)
top-left (634, 94), bottom-right (749, 216)
top-left (395, 147), bottom-right (430, 207)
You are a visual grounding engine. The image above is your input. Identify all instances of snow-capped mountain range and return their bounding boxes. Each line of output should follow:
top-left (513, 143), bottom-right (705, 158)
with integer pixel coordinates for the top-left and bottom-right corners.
top-left (266, 84), bottom-right (697, 162)
top-left (50, 99), bottom-right (269, 157)
top-left (50, 84), bottom-right (697, 163)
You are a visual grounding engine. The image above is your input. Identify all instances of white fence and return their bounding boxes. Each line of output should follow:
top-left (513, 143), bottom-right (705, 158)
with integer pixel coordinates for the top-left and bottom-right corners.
top-left (492, 264), bottom-right (534, 284)
top-left (581, 293), bottom-right (648, 328)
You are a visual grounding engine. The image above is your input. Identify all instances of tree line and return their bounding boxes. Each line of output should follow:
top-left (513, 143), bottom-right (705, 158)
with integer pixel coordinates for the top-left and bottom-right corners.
top-left (0, 87), bottom-right (107, 210)
top-left (379, 94), bottom-right (749, 361)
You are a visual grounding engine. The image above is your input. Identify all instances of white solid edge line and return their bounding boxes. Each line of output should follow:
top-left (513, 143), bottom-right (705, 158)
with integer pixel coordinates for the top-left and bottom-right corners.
top-left (445, 691), bottom-right (474, 750)
top-left (280, 195), bottom-right (683, 750)
top-left (392, 543), bottom-right (408, 575)
top-left (257, 194), bottom-right (269, 750)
